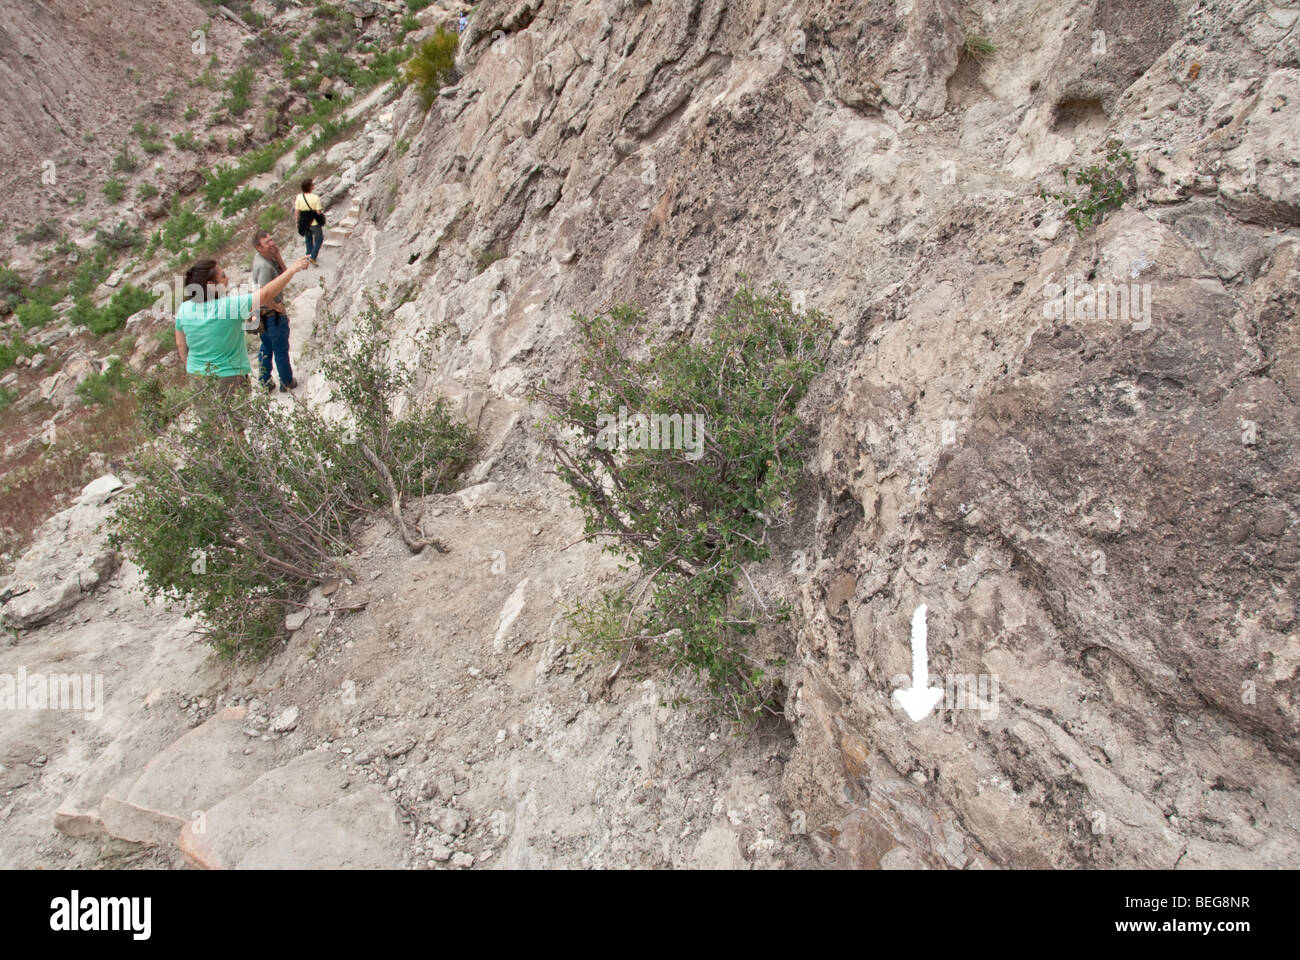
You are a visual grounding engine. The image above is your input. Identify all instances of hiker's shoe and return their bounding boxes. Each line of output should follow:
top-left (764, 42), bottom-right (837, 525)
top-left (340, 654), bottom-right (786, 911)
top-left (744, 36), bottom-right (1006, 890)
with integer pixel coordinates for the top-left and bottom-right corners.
top-left (309, 257), bottom-right (318, 266)
top-left (263, 381), bottom-right (275, 392)
top-left (280, 380), bottom-right (298, 392)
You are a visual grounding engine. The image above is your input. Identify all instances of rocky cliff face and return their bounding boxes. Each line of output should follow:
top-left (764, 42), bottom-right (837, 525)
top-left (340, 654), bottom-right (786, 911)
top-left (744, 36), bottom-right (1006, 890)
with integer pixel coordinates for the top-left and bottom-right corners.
top-left (311, 0), bottom-right (1300, 868)
top-left (2, 0), bottom-right (1297, 869)
top-left (0, 0), bottom-right (215, 240)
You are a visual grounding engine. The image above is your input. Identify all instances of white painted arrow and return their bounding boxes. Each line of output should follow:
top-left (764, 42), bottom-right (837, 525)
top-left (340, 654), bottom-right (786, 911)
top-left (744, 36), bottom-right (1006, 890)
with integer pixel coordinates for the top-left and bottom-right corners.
top-left (893, 603), bottom-right (944, 721)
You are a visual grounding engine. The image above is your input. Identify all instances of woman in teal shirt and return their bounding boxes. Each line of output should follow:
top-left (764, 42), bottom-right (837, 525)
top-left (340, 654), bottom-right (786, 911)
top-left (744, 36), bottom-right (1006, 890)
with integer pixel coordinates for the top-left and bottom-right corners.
top-left (174, 256), bottom-right (310, 394)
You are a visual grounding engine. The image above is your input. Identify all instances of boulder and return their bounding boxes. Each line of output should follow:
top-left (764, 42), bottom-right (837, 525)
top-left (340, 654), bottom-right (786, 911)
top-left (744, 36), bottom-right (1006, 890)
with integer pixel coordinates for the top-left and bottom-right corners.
top-left (0, 479), bottom-right (126, 629)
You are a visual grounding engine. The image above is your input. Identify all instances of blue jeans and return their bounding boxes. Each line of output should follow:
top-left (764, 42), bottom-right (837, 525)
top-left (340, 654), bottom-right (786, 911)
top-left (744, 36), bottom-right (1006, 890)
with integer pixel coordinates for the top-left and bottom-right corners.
top-left (258, 312), bottom-right (293, 386)
top-left (305, 223), bottom-right (324, 260)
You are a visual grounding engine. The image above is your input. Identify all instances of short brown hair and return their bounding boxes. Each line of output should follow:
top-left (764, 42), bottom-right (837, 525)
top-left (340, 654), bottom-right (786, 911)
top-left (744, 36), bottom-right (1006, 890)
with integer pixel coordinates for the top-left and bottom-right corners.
top-left (300, 179), bottom-right (314, 193)
top-left (252, 229), bottom-right (270, 247)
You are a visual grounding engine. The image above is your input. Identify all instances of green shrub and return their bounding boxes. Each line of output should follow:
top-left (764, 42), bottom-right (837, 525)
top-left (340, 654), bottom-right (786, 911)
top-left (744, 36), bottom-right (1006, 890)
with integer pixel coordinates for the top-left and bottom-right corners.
top-left (112, 143), bottom-right (139, 173)
top-left (95, 220), bottom-right (143, 251)
top-left (357, 45), bottom-right (411, 89)
top-left (16, 220), bottom-right (59, 245)
top-left (1039, 139), bottom-right (1136, 233)
top-left (220, 186), bottom-right (263, 218)
top-left (473, 246), bottom-right (504, 273)
top-left (295, 115), bottom-right (358, 162)
top-left (138, 182), bottom-right (160, 200)
top-left (202, 139), bottom-right (287, 204)
top-left (103, 178), bottom-right (127, 203)
top-left (197, 221), bottom-right (237, 256)
top-left (0, 386), bottom-right (16, 413)
top-left (161, 199), bottom-right (206, 254)
top-left (404, 27), bottom-right (458, 108)
top-left (75, 357), bottom-right (132, 406)
top-left (202, 163), bottom-right (241, 205)
top-left (172, 131), bottom-right (202, 151)
top-left (534, 284), bottom-right (831, 719)
top-left (68, 248), bottom-right (111, 298)
top-left (110, 290), bottom-right (475, 658)
top-left (223, 65), bottom-right (255, 116)
top-left (319, 48), bottom-right (357, 84)
top-left (15, 300), bottom-right (55, 329)
top-left (962, 34), bottom-right (996, 60)
top-left (68, 295), bottom-right (99, 328)
top-left (0, 263), bottom-right (23, 299)
top-left (0, 336), bottom-right (39, 371)
top-left (257, 205), bottom-right (288, 232)
top-left (183, 106), bottom-right (199, 121)
top-left (133, 120), bottom-right (162, 140)
top-left (132, 374), bottom-right (188, 433)
top-left (70, 284), bottom-right (155, 336)
top-left (141, 140), bottom-right (168, 155)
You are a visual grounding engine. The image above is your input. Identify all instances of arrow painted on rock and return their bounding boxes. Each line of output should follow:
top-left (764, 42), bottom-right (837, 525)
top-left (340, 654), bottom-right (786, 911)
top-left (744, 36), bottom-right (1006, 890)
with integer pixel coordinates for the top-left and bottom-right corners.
top-left (893, 603), bottom-right (944, 721)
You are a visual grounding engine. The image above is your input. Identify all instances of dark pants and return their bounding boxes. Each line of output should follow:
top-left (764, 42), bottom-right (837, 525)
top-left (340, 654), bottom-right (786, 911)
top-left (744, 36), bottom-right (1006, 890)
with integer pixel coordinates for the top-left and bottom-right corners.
top-left (305, 224), bottom-right (324, 260)
top-left (258, 312), bottom-right (293, 386)
top-left (189, 374), bottom-right (247, 398)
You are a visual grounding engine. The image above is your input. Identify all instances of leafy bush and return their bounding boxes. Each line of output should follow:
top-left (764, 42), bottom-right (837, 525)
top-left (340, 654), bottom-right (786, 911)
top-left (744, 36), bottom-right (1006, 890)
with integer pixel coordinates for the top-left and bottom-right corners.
top-left (223, 65), bottom-right (255, 116)
top-left (319, 47), bottom-right (357, 84)
top-left (257, 205), bottom-right (288, 232)
top-left (295, 115), bottom-right (358, 162)
top-left (0, 386), bottom-right (16, 413)
top-left (68, 295), bottom-right (99, 328)
top-left (196, 221), bottom-right (237, 256)
top-left (0, 264), bottom-right (23, 299)
top-left (404, 28), bottom-right (458, 108)
top-left (138, 182), bottom-right (160, 200)
top-left (962, 34), bottom-right (996, 60)
top-left (534, 284), bottom-right (831, 718)
top-left (1039, 139), bottom-right (1136, 233)
top-left (71, 285), bottom-right (155, 336)
top-left (220, 186), bottom-right (264, 218)
top-left (16, 220), bottom-right (59, 245)
top-left (202, 139), bottom-right (286, 204)
top-left (15, 300), bottom-right (54, 329)
top-left (161, 199), bottom-right (206, 254)
top-left (0, 335), bottom-right (39, 371)
top-left (103, 178), bottom-right (127, 203)
top-left (95, 220), bottom-right (143, 251)
top-left (110, 291), bottom-right (475, 658)
top-left (172, 131), bottom-right (202, 151)
top-left (141, 140), bottom-right (168, 155)
top-left (68, 247), bottom-right (111, 298)
top-left (133, 120), bottom-right (162, 140)
top-left (473, 246), bottom-right (504, 273)
top-left (112, 143), bottom-right (139, 173)
top-left (357, 45), bottom-right (411, 89)
top-left (75, 357), bottom-right (132, 406)
top-left (183, 106), bottom-right (200, 122)
top-left (99, 285), bottom-right (155, 334)
top-left (202, 162), bottom-right (242, 204)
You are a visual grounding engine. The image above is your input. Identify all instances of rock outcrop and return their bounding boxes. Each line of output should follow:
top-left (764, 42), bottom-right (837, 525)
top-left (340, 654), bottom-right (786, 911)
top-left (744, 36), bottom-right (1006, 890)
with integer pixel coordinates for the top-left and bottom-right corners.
top-left (0, 475), bottom-right (124, 630)
top-left (2, 0), bottom-right (1298, 871)
top-left (313, 0), bottom-right (1300, 868)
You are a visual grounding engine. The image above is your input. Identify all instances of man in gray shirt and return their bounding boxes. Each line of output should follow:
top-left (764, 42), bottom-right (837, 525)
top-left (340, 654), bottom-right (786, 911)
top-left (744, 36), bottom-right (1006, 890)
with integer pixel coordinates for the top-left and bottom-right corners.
top-left (251, 229), bottom-right (298, 392)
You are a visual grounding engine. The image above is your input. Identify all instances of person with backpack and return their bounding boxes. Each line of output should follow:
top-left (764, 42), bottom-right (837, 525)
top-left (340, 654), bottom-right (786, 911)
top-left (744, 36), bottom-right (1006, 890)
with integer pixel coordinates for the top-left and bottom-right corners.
top-left (295, 179), bottom-right (326, 265)
top-left (174, 255), bottom-right (311, 395)
top-left (250, 229), bottom-right (298, 393)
